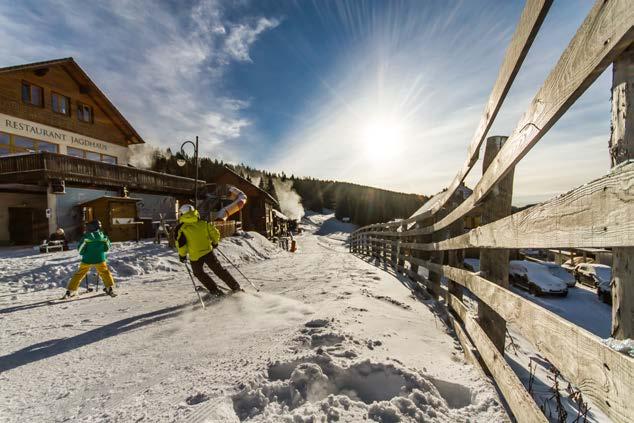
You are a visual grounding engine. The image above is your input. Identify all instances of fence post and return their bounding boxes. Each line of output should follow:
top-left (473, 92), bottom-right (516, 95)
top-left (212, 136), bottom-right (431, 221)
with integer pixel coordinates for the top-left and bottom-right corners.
top-left (447, 195), bottom-right (465, 301)
top-left (425, 210), bottom-right (449, 300)
top-left (478, 135), bottom-right (514, 353)
top-left (610, 45), bottom-right (634, 339)
top-left (397, 222), bottom-right (406, 273)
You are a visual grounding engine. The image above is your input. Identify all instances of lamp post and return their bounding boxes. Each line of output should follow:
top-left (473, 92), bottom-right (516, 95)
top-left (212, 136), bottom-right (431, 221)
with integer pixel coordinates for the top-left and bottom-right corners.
top-left (177, 136), bottom-right (199, 207)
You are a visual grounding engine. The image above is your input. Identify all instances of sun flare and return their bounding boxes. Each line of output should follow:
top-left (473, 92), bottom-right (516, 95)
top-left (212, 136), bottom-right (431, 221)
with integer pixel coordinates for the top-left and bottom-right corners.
top-left (360, 118), bottom-right (403, 162)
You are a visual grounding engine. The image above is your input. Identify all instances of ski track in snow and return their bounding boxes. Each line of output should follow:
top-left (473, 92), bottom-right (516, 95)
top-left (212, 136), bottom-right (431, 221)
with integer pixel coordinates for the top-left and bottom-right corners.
top-left (0, 213), bottom-right (508, 422)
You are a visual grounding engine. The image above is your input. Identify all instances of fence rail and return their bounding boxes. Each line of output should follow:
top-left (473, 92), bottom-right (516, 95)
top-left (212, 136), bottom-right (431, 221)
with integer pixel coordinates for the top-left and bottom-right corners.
top-left (349, 1), bottom-right (634, 422)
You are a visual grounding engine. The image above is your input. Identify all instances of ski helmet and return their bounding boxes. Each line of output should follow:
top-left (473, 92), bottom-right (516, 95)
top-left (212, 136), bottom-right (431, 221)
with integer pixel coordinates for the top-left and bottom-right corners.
top-left (86, 219), bottom-right (102, 232)
top-left (179, 204), bottom-right (196, 215)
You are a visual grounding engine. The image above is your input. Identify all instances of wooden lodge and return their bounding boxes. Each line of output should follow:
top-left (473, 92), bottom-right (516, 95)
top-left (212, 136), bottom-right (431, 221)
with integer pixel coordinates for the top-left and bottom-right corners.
top-left (208, 166), bottom-right (278, 239)
top-left (0, 58), bottom-right (202, 245)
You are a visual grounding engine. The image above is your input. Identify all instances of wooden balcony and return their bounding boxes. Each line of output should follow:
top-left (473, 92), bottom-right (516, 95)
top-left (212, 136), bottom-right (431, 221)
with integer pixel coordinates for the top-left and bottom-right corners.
top-left (0, 152), bottom-right (204, 195)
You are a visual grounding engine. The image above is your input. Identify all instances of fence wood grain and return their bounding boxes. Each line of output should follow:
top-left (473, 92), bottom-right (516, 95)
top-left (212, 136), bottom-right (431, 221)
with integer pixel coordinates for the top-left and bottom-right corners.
top-left (430, 0), bottom-right (553, 220)
top-left (448, 294), bottom-right (548, 423)
top-left (401, 161), bottom-right (634, 250)
top-left (405, 257), bottom-right (634, 423)
top-left (414, 0), bottom-right (634, 237)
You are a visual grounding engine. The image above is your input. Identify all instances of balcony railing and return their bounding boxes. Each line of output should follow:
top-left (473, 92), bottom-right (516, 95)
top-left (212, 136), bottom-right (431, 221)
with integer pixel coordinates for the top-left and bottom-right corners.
top-left (0, 152), bottom-right (204, 195)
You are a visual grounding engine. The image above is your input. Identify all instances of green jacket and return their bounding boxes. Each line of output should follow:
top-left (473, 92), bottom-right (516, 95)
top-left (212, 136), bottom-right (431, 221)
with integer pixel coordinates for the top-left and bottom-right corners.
top-left (176, 210), bottom-right (221, 262)
top-left (78, 230), bottom-right (111, 264)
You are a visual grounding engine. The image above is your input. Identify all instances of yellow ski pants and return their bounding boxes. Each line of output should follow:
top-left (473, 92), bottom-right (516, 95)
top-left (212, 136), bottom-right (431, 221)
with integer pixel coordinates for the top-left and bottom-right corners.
top-left (67, 262), bottom-right (115, 291)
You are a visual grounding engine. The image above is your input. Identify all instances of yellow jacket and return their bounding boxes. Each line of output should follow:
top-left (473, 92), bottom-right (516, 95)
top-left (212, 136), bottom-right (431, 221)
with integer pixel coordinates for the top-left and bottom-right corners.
top-left (176, 210), bottom-right (221, 261)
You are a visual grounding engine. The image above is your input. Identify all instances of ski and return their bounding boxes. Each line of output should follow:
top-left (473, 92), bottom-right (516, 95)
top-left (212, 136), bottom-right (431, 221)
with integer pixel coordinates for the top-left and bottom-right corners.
top-left (48, 290), bottom-right (104, 304)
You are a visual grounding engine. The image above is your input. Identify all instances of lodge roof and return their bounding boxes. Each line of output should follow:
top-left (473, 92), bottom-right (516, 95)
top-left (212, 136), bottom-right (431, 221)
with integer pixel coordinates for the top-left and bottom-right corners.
top-left (217, 166), bottom-right (279, 206)
top-left (0, 57), bottom-right (145, 146)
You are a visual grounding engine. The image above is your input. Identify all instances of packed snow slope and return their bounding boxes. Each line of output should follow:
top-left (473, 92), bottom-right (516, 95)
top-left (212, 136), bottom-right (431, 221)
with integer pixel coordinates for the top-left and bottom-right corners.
top-left (0, 213), bottom-right (508, 422)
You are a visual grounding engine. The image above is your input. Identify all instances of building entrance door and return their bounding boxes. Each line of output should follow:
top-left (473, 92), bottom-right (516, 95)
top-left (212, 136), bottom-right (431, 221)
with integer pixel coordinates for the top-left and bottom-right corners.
top-left (9, 207), bottom-right (48, 245)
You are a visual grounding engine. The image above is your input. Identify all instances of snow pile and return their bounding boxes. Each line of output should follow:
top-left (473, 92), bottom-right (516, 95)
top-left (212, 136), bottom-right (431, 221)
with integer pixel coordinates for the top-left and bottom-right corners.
top-left (0, 232), bottom-right (283, 293)
top-left (231, 316), bottom-right (503, 422)
top-left (218, 231), bottom-right (287, 266)
top-left (232, 355), bottom-right (484, 422)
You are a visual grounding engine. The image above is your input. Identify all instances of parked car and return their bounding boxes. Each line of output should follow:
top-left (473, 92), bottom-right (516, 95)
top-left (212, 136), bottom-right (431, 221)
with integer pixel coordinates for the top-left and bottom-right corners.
top-left (543, 263), bottom-right (576, 287)
top-left (509, 260), bottom-right (568, 297)
top-left (573, 263), bottom-right (611, 288)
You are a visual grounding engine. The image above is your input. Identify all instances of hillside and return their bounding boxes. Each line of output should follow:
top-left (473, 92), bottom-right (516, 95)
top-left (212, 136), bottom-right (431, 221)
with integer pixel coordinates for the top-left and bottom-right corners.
top-left (147, 149), bottom-right (427, 226)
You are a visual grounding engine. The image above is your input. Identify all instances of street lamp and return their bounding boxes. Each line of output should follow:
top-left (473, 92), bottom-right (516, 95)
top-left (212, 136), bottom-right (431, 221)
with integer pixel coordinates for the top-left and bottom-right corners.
top-left (177, 136), bottom-right (199, 207)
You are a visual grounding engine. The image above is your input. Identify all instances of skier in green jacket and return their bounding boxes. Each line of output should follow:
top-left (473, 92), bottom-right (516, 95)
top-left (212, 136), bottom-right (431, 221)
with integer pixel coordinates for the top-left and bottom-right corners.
top-left (62, 220), bottom-right (116, 299)
top-left (176, 204), bottom-right (241, 296)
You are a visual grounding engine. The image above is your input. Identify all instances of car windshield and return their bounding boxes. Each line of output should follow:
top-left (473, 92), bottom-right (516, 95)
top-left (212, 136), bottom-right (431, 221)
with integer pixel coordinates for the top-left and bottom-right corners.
top-left (548, 266), bottom-right (574, 282)
top-left (595, 267), bottom-right (612, 282)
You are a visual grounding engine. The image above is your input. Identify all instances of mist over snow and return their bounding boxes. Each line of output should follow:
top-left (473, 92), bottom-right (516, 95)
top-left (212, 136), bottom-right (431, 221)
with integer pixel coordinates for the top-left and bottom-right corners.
top-left (273, 179), bottom-right (305, 220)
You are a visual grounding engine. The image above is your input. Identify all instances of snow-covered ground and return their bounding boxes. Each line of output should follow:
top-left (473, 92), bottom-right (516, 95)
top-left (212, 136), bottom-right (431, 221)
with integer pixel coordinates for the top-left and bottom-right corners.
top-left (0, 213), bottom-right (508, 422)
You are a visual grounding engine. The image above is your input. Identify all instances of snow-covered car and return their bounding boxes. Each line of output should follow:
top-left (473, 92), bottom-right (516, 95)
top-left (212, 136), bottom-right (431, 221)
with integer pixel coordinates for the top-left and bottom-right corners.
top-left (509, 260), bottom-right (568, 297)
top-left (542, 263), bottom-right (576, 287)
top-left (573, 263), bottom-right (611, 288)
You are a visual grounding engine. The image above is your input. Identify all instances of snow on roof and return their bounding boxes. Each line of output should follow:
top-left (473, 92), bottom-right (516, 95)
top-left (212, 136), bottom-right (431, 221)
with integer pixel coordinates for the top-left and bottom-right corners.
top-left (273, 209), bottom-right (290, 220)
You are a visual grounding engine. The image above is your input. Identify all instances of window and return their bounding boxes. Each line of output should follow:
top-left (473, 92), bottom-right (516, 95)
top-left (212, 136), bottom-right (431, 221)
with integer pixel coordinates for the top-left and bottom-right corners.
top-left (86, 151), bottom-right (101, 161)
top-left (13, 136), bottom-right (36, 150)
top-left (67, 146), bottom-right (84, 158)
top-left (66, 146), bottom-right (117, 164)
top-left (51, 92), bottom-right (70, 115)
top-left (0, 132), bottom-right (58, 155)
top-left (77, 103), bottom-right (93, 123)
top-left (21, 82), bottom-right (44, 107)
top-left (101, 154), bottom-right (117, 164)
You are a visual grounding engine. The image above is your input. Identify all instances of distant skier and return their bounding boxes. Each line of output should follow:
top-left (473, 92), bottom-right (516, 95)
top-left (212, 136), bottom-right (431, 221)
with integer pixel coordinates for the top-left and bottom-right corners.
top-left (175, 204), bottom-right (242, 296)
top-left (62, 220), bottom-right (116, 299)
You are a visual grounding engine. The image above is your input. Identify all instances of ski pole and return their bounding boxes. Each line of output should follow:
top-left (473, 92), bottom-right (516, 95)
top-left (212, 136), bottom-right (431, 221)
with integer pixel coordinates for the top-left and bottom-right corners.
top-left (184, 262), bottom-right (205, 309)
top-left (215, 248), bottom-right (259, 292)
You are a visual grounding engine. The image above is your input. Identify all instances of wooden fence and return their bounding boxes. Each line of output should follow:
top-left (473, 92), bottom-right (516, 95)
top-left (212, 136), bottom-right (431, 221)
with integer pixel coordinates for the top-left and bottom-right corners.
top-left (350, 1), bottom-right (633, 422)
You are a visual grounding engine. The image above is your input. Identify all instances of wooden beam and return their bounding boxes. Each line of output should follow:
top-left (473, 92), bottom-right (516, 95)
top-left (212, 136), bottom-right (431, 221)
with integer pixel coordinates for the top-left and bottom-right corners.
top-left (428, 0), bottom-right (552, 219)
top-left (416, 0), bottom-right (634, 236)
top-left (447, 314), bottom-right (486, 377)
top-left (610, 44), bottom-right (634, 339)
top-left (434, 264), bottom-right (634, 423)
top-left (447, 294), bottom-right (547, 423)
top-left (401, 161), bottom-right (634, 250)
top-left (478, 136), bottom-right (514, 352)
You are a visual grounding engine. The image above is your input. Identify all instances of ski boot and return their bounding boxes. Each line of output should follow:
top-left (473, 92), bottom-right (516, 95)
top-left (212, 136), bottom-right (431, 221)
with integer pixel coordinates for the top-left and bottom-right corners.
top-left (211, 288), bottom-right (225, 298)
top-left (104, 286), bottom-right (117, 297)
top-left (61, 290), bottom-right (75, 300)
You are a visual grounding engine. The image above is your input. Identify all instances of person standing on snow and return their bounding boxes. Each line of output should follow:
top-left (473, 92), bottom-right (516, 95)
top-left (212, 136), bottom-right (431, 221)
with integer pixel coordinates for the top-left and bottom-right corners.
top-left (62, 219), bottom-right (117, 299)
top-left (175, 204), bottom-right (242, 296)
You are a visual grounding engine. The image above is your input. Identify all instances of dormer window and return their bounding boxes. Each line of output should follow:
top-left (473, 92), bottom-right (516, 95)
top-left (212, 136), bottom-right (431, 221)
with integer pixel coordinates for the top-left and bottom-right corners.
top-left (51, 92), bottom-right (70, 115)
top-left (21, 81), bottom-right (43, 107)
top-left (77, 102), bottom-right (93, 123)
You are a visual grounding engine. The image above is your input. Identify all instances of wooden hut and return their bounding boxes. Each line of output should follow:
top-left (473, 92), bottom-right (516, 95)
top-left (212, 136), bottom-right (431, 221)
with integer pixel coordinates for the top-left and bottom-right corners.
top-left (79, 196), bottom-right (142, 242)
top-left (208, 167), bottom-right (278, 238)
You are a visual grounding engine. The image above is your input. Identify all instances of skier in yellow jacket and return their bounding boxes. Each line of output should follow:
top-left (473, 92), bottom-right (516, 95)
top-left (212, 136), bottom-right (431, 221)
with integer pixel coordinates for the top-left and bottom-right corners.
top-left (175, 204), bottom-right (241, 296)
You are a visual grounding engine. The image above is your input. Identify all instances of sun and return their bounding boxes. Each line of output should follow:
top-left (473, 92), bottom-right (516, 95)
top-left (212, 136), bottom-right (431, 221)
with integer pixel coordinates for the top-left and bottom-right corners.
top-left (360, 118), bottom-right (403, 162)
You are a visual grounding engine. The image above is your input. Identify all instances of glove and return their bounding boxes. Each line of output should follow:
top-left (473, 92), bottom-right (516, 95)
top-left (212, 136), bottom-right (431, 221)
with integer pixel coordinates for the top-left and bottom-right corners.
top-left (179, 255), bottom-right (187, 263)
top-left (212, 242), bottom-right (219, 249)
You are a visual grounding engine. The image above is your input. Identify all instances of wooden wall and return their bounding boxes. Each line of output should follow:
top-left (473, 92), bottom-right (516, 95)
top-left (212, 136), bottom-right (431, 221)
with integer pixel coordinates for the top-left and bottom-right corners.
top-left (0, 65), bottom-right (128, 146)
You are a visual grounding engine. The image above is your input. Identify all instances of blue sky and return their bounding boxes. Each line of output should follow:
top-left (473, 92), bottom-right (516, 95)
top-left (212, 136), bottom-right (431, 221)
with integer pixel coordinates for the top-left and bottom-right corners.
top-left (0, 0), bottom-right (612, 205)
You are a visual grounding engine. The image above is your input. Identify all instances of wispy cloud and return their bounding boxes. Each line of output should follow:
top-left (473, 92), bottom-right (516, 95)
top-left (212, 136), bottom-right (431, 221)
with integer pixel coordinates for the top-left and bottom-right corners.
top-left (0, 0), bottom-right (279, 159)
top-left (260, 1), bottom-right (611, 205)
